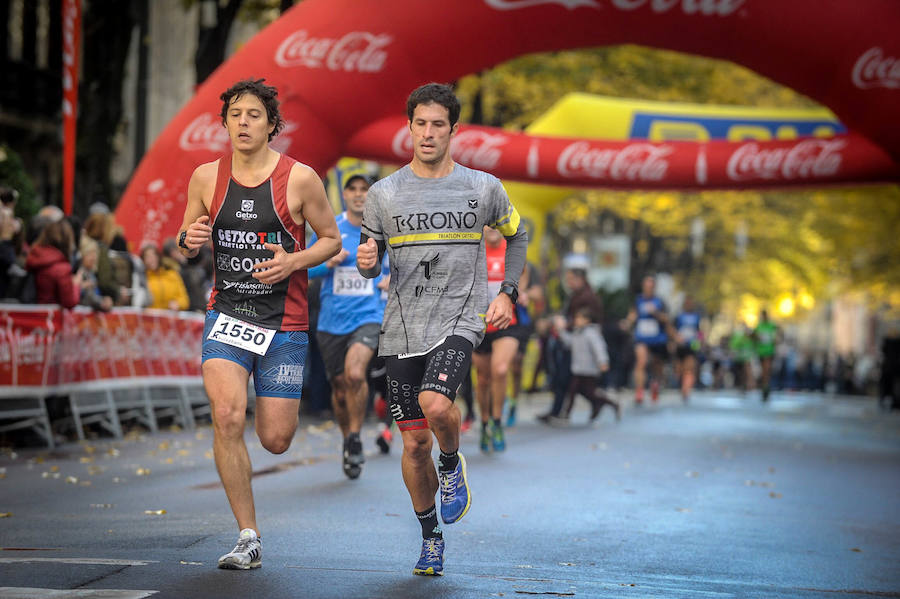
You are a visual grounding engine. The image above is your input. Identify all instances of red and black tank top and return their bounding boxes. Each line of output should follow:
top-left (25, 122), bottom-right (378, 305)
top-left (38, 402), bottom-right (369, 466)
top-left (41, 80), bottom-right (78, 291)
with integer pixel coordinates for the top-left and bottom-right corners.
top-left (207, 153), bottom-right (308, 331)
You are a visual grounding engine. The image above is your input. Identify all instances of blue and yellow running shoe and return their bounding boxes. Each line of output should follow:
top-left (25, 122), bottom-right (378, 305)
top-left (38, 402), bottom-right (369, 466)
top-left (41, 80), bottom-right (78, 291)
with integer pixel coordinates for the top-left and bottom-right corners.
top-left (491, 422), bottom-right (506, 452)
top-left (413, 537), bottom-right (444, 576)
top-left (439, 452), bottom-right (471, 524)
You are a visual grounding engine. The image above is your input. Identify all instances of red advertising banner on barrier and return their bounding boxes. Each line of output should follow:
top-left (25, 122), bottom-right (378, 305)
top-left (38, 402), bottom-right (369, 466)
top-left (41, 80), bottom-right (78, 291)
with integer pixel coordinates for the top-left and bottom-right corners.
top-left (346, 119), bottom-right (898, 189)
top-left (0, 306), bottom-right (203, 395)
top-left (115, 0), bottom-right (900, 247)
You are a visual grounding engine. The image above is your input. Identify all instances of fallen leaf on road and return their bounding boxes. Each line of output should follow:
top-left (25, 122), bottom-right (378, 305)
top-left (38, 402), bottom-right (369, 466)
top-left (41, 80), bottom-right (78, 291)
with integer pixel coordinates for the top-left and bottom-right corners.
top-left (107, 448), bottom-right (120, 457)
top-left (49, 465), bottom-right (59, 472)
top-left (384, 513), bottom-right (400, 517)
top-left (79, 481), bottom-right (92, 486)
top-left (515, 564), bottom-right (534, 568)
top-left (90, 504), bottom-right (114, 509)
top-left (675, 507), bottom-right (691, 513)
top-left (204, 451), bottom-right (213, 460)
top-left (144, 509), bottom-right (167, 515)
top-left (851, 548), bottom-right (862, 552)
top-left (177, 450), bottom-right (190, 456)
top-left (745, 480), bottom-right (756, 486)
top-left (65, 476), bottom-right (78, 484)
top-left (558, 562), bottom-right (575, 566)
top-left (768, 467), bottom-right (776, 474)
top-left (759, 482), bottom-right (774, 488)
top-left (685, 471), bottom-right (700, 478)
top-left (180, 560), bottom-right (203, 565)
top-left (79, 457), bottom-right (94, 464)
top-left (135, 468), bottom-right (151, 476)
top-left (0, 512), bottom-right (11, 518)
top-left (769, 492), bottom-right (782, 499)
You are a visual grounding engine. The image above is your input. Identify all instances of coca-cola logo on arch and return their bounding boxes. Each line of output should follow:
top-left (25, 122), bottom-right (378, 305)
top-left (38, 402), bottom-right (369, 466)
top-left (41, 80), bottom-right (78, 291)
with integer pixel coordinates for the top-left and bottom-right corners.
top-left (485, 0), bottom-right (745, 16)
top-left (451, 130), bottom-right (508, 170)
top-left (852, 47), bottom-right (900, 90)
top-left (726, 139), bottom-right (846, 181)
top-left (557, 142), bottom-right (672, 181)
top-left (275, 30), bottom-right (392, 71)
top-left (179, 113), bottom-right (230, 152)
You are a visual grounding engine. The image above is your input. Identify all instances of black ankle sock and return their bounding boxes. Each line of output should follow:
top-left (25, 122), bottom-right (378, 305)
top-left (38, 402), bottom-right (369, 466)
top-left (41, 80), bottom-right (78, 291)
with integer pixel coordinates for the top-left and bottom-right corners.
top-left (438, 449), bottom-right (459, 472)
top-left (415, 505), bottom-right (442, 539)
top-left (492, 418), bottom-right (502, 429)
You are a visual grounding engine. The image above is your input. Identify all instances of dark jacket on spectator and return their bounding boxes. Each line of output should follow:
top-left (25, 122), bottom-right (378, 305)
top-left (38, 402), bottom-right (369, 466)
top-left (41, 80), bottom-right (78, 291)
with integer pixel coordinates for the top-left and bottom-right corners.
top-left (25, 245), bottom-right (79, 308)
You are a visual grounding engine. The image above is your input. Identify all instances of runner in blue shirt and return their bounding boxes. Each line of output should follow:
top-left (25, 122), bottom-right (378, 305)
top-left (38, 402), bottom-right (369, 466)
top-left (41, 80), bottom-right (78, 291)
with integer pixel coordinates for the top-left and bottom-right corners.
top-left (623, 275), bottom-right (670, 404)
top-left (309, 173), bottom-right (388, 479)
top-left (674, 295), bottom-right (703, 402)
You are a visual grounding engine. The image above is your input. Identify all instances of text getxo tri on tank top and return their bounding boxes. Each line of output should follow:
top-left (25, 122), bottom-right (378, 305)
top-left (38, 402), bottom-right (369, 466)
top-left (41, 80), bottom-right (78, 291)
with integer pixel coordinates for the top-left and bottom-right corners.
top-left (207, 153), bottom-right (309, 331)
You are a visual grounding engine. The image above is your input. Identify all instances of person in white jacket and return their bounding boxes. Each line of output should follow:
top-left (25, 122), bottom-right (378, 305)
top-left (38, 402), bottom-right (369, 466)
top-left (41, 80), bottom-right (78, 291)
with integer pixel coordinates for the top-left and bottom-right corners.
top-left (554, 308), bottom-right (621, 422)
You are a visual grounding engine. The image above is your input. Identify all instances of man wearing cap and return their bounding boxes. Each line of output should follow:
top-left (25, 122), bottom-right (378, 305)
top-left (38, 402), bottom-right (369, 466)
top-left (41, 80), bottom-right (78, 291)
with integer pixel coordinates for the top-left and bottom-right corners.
top-left (308, 172), bottom-right (388, 478)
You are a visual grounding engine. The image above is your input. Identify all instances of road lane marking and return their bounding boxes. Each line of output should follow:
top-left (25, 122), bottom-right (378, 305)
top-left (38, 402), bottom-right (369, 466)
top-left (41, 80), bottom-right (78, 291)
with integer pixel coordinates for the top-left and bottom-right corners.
top-left (0, 589), bottom-right (156, 598)
top-left (0, 558), bottom-right (157, 566)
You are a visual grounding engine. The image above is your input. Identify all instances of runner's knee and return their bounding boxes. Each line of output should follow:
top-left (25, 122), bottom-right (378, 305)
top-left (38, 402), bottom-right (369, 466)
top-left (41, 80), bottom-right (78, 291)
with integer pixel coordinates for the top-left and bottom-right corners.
top-left (402, 432), bottom-right (433, 462)
top-left (259, 431), bottom-right (293, 455)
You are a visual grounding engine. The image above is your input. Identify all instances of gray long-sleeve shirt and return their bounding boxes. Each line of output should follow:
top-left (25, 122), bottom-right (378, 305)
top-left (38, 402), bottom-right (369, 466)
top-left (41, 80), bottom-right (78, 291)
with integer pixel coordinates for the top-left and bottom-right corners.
top-left (359, 164), bottom-right (527, 357)
top-left (558, 323), bottom-right (609, 377)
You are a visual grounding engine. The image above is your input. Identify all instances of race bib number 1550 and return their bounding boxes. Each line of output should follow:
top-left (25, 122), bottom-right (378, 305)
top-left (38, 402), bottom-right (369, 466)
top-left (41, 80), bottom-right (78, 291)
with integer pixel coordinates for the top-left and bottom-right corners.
top-left (207, 312), bottom-right (276, 356)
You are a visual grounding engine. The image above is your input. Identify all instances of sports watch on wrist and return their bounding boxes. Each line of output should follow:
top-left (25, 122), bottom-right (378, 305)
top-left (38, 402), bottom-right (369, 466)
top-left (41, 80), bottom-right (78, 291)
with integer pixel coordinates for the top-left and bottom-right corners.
top-left (498, 282), bottom-right (518, 304)
top-left (178, 230), bottom-right (188, 249)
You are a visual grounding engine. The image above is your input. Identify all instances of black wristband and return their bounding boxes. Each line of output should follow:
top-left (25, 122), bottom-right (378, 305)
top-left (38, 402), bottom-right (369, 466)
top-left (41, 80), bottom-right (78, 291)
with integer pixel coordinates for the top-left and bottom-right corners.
top-left (178, 230), bottom-right (188, 249)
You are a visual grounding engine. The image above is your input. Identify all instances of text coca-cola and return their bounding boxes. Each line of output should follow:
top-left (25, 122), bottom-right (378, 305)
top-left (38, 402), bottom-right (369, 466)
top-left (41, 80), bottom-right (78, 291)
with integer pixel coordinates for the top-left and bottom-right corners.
top-left (179, 113), bottom-right (230, 152)
top-left (852, 47), bottom-right (900, 90)
top-left (557, 142), bottom-right (672, 181)
top-left (275, 30), bottom-right (392, 72)
top-left (726, 139), bottom-right (845, 181)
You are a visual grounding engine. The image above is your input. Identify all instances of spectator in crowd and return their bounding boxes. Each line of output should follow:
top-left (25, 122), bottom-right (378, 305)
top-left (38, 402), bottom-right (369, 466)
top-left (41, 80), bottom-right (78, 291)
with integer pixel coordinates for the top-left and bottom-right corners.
top-left (77, 236), bottom-right (114, 311)
top-left (26, 205), bottom-right (65, 245)
top-left (82, 212), bottom-right (122, 304)
top-left (162, 236), bottom-right (210, 311)
top-left (553, 308), bottom-right (620, 422)
top-left (1, 195), bottom-right (26, 300)
top-left (109, 233), bottom-right (150, 308)
top-left (538, 257), bottom-right (602, 422)
top-left (24, 219), bottom-right (81, 308)
top-left (141, 242), bottom-right (189, 311)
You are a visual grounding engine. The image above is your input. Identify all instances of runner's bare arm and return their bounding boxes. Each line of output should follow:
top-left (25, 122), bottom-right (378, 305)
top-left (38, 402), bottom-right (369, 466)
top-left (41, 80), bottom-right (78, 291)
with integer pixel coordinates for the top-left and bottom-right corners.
top-left (178, 161), bottom-right (216, 258)
top-left (253, 163), bottom-right (340, 285)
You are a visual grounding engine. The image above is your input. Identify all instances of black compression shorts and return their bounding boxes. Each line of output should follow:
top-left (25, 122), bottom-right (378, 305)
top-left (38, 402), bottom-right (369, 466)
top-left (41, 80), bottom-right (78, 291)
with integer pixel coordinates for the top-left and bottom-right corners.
top-left (384, 335), bottom-right (473, 431)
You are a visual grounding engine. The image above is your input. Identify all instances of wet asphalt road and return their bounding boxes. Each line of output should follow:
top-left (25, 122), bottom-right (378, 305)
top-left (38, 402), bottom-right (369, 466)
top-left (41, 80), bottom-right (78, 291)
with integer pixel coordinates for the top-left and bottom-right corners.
top-left (1, 389), bottom-right (898, 599)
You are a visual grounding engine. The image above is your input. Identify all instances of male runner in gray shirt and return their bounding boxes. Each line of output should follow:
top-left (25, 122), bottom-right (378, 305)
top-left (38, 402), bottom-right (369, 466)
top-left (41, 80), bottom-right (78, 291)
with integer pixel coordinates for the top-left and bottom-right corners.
top-left (358, 83), bottom-right (527, 576)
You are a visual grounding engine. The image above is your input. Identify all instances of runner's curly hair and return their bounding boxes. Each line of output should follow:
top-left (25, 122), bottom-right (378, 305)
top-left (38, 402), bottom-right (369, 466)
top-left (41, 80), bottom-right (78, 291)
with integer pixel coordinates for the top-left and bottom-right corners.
top-left (220, 78), bottom-right (284, 141)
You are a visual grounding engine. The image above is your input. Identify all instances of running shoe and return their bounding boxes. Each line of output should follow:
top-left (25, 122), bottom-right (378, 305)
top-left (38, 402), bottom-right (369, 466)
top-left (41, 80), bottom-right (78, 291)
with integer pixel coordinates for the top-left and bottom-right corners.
top-left (460, 417), bottom-right (472, 434)
top-left (505, 402), bottom-right (517, 428)
top-left (480, 425), bottom-right (491, 453)
top-left (635, 387), bottom-right (644, 405)
top-left (491, 422), bottom-right (506, 452)
top-left (217, 528), bottom-right (261, 570)
top-left (343, 434), bottom-right (365, 479)
top-left (376, 427), bottom-right (392, 454)
top-left (439, 452), bottom-right (471, 524)
top-left (413, 537), bottom-right (444, 576)
top-left (650, 381), bottom-right (660, 402)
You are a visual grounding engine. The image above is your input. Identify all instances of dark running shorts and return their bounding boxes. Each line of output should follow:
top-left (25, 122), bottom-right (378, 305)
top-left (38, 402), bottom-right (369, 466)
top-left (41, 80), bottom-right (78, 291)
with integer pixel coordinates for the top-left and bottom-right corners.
top-left (202, 310), bottom-right (308, 399)
top-left (316, 322), bottom-right (380, 381)
top-left (384, 336), bottom-right (473, 431)
top-left (473, 328), bottom-right (519, 355)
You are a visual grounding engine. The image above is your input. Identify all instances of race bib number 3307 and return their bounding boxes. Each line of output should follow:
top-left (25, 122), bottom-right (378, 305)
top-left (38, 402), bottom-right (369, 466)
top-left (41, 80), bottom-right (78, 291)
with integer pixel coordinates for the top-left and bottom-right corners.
top-left (207, 312), bottom-right (276, 356)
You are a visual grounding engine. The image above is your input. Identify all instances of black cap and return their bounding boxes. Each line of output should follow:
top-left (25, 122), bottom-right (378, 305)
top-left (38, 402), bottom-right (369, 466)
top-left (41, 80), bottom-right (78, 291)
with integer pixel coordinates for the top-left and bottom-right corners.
top-left (343, 174), bottom-right (373, 189)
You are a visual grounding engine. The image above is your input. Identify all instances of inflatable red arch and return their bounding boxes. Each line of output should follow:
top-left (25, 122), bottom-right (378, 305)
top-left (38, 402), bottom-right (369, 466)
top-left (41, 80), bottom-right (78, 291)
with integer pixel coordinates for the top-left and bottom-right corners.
top-left (116, 0), bottom-right (900, 246)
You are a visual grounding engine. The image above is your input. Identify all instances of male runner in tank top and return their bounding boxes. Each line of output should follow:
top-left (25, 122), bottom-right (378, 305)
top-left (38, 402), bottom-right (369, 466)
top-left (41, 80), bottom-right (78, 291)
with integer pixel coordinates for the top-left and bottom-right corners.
top-left (308, 172), bottom-right (388, 479)
top-left (357, 83), bottom-right (528, 576)
top-left (472, 225), bottom-right (523, 453)
top-left (177, 79), bottom-right (341, 570)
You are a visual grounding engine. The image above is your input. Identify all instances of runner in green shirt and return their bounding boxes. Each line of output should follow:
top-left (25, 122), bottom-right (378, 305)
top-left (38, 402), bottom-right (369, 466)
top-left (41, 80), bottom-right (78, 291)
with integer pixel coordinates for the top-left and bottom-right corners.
top-left (753, 310), bottom-right (779, 402)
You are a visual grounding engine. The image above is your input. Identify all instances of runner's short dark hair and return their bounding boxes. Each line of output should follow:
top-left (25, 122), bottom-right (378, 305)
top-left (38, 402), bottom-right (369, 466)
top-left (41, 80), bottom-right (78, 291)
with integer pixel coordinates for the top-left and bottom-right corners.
top-left (220, 78), bottom-right (284, 141)
top-left (406, 83), bottom-right (460, 127)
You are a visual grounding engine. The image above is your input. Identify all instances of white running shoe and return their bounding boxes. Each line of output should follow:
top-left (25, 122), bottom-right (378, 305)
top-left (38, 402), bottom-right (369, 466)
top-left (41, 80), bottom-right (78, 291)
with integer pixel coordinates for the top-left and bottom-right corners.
top-left (218, 528), bottom-right (261, 570)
